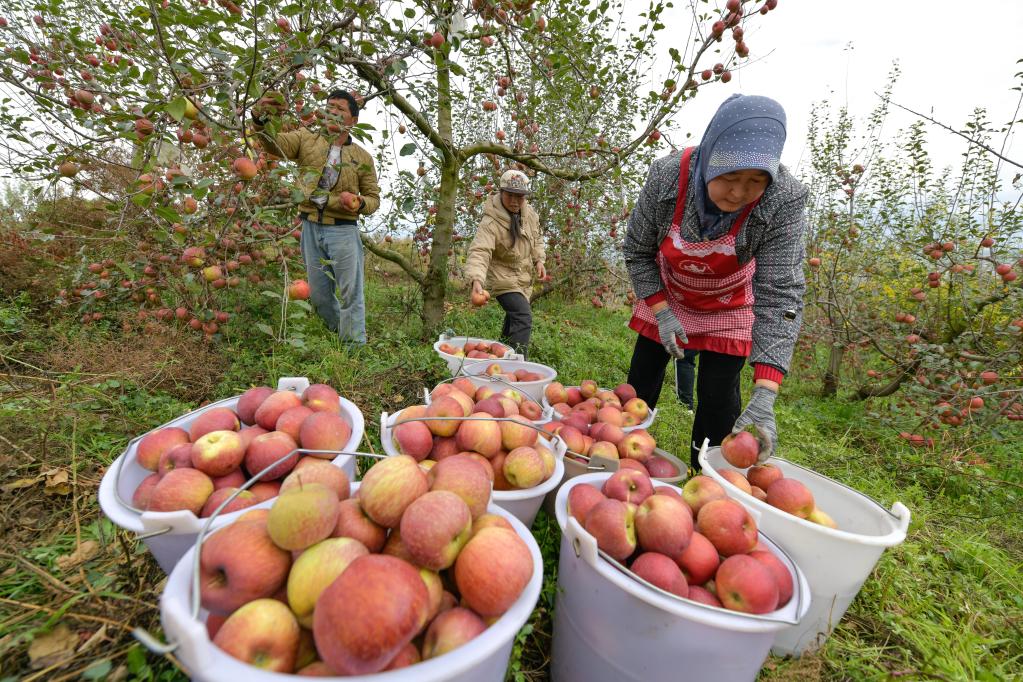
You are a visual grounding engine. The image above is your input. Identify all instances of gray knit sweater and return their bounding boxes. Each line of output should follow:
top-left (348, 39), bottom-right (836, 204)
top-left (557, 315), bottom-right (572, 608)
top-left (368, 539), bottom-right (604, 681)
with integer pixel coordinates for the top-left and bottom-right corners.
top-left (623, 148), bottom-right (809, 373)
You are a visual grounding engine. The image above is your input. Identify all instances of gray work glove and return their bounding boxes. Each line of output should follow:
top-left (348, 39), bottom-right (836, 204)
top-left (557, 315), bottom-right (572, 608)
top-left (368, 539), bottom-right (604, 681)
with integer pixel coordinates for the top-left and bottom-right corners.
top-left (654, 306), bottom-right (688, 359)
top-left (732, 386), bottom-right (778, 462)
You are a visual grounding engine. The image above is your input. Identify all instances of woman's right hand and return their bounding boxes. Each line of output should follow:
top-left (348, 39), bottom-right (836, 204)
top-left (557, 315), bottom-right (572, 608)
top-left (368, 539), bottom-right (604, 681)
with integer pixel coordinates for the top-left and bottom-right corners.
top-left (653, 305), bottom-right (689, 358)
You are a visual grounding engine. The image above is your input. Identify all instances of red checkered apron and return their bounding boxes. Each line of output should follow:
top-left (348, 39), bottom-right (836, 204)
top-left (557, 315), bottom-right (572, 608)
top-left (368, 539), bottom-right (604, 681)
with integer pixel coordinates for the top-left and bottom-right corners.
top-left (629, 147), bottom-right (759, 357)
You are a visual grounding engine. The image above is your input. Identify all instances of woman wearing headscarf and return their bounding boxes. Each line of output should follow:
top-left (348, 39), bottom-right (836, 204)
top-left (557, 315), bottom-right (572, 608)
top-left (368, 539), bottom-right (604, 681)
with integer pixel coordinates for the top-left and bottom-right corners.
top-left (465, 169), bottom-right (547, 358)
top-left (624, 94), bottom-right (808, 471)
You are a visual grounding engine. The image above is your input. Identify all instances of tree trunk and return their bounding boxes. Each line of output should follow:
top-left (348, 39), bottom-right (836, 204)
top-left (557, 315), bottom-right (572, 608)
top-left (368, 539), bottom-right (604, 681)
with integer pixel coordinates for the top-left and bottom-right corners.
top-left (420, 44), bottom-right (458, 338)
top-left (821, 342), bottom-right (844, 397)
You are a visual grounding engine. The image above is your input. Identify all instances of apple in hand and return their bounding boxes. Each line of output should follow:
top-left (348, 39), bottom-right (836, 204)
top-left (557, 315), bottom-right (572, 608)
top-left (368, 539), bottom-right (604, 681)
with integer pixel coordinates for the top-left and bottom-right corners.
top-left (721, 430), bottom-right (760, 468)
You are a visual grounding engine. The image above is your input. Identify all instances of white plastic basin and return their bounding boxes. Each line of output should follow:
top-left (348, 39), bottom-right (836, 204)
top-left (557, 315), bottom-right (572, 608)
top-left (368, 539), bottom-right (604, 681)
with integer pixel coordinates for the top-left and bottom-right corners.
top-left (551, 473), bottom-right (812, 682)
top-left (699, 444), bottom-right (910, 656)
top-left (433, 334), bottom-right (522, 375)
top-left (380, 411), bottom-right (565, 528)
top-left (457, 359), bottom-right (557, 403)
top-left (98, 378), bottom-right (363, 573)
top-left (157, 489), bottom-right (543, 681)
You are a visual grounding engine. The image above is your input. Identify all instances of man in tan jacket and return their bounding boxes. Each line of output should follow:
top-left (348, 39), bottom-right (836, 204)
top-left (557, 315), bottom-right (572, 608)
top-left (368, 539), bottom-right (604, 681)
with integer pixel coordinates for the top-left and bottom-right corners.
top-left (464, 170), bottom-right (546, 357)
top-left (252, 90), bottom-right (380, 344)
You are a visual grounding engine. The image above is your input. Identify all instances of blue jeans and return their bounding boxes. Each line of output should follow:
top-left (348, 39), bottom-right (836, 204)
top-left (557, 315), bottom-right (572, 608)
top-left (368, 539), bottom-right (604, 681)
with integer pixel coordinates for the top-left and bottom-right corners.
top-left (300, 219), bottom-right (366, 344)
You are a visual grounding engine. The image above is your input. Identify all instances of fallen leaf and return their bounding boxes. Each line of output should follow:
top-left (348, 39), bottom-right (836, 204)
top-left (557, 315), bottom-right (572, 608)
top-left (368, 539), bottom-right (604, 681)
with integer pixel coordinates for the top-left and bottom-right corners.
top-left (56, 540), bottom-right (100, 571)
top-left (28, 623), bottom-right (77, 669)
top-left (77, 624), bottom-right (108, 654)
top-left (44, 468), bottom-right (71, 495)
top-left (1, 476), bottom-right (41, 493)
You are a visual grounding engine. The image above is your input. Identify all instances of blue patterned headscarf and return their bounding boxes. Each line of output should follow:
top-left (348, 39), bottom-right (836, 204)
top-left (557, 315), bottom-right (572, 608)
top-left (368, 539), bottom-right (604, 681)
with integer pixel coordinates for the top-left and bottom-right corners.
top-left (692, 94), bottom-right (787, 239)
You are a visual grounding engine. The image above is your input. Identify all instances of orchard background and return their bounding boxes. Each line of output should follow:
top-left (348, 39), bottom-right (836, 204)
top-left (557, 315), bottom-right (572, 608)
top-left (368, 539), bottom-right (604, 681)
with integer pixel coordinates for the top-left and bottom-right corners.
top-left (0, 0), bottom-right (1021, 679)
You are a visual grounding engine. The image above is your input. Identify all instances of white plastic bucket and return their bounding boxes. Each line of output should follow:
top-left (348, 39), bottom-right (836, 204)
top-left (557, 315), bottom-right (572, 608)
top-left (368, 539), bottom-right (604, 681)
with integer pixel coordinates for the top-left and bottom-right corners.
top-left (98, 377), bottom-right (364, 573)
top-left (433, 334), bottom-right (523, 375)
top-left (458, 360), bottom-right (557, 403)
top-left (380, 411), bottom-right (565, 528)
top-left (699, 444), bottom-right (910, 656)
top-left (157, 488), bottom-right (543, 681)
top-left (541, 386), bottom-right (658, 433)
top-left (552, 473), bottom-right (812, 682)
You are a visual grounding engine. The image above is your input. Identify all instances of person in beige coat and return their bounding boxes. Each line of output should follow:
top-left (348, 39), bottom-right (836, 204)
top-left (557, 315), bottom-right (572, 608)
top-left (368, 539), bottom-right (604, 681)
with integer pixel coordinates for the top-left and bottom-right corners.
top-left (464, 170), bottom-right (546, 358)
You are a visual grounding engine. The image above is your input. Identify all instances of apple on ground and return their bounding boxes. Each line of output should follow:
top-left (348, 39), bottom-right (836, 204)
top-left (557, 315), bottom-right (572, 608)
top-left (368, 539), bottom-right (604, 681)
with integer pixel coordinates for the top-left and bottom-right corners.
top-left (357, 455), bottom-right (429, 528)
top-left (287, 537), bottom-right (369, 627)
top-left (696, 498), bottom-right (758, 556)
top-left (136, 427), bottom-right (190, 471)
top-left (766, 478), bottom-right (815, 519)
top-left (313, 555), bottom-right (431, 675)
top-left (583, 498), bottom-right (637, 561)
top-left (190, 430), bottom-right (245, 477)
top-left (190, 407), bottom-right (241, 441)
top-left (672, 531), bottom-right (719, 585)
top-left (681, 475), bottom-right (727, 516)
top-left (454, 526), bottom-right (534, 618)
top-left (399, 490), bottom-right (473, 570)
top-left (721, 431), bottom-right (760, 468)
top-left (199, 518), bottom-right (292, 615)
top-left (267, 482), bottom-right (341, 551)
top-left (602, 468), bottom-right (654, 505)
top-left (635, 493), bottom-right (693, 556)
top-left (715, 554), bottom-right (779, 614)
top-left (147, 468), bottom-right (214, 515)
top-left (213, 598), bottom-right (300, 672)
top-left (422, 607), bottom-right (487, 659)
top-left (630, 552), bottom-right (689, 598)
top-left (332, 498), bottom-right (388, 552)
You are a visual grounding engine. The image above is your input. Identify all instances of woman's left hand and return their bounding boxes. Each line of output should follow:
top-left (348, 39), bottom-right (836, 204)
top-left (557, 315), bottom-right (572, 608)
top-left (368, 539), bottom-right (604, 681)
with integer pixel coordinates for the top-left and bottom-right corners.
top-left (536, 262), bottom-right (546, 280)
top-left (732, 385), bottom-right (778, 462)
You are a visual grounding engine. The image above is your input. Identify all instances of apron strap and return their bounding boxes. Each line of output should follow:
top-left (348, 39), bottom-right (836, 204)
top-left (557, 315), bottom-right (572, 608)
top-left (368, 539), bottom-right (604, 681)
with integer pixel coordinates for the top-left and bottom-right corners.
top-left (670, 147), bottom-right (696, 227)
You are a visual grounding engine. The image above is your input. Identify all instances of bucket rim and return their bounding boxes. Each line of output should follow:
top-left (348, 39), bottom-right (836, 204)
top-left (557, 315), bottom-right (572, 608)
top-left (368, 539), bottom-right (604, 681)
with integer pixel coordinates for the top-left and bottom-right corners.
top-left (699, 446), bottom-right (911, 547)
top-left (156, 490), bottom-right (544, 680)
top-left (555, 472), bottom-right (812, 633)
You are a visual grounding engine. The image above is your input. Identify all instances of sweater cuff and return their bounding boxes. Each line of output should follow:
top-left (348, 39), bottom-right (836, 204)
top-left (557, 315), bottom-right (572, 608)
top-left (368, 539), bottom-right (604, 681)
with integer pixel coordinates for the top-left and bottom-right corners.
top-left (643, 290), bottom-right (667, 306)
top-left (753, 363), bottom-right (785, 385)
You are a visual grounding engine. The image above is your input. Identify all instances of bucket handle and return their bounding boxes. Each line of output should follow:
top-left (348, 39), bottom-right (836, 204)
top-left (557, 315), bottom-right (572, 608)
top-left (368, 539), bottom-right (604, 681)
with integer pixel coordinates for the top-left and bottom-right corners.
top-left (563, 512), bottom-right (805, 625)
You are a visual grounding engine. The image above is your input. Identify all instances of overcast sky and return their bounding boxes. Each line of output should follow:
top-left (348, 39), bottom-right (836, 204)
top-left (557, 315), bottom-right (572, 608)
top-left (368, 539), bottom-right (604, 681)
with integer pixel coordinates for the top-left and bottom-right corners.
top-left (655, 0), bottom-right (1022, 182)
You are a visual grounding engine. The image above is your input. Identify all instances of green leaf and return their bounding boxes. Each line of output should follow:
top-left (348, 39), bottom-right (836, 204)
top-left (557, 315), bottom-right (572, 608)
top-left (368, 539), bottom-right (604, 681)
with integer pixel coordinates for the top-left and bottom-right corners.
top-left (261, 290), bottom-right (282, 298)
top-left (256, 323), bottom-right (275, 336)
top-left (154, 205), bottom-right (181, 223)
top-left (399, 143), bottom-right (417, 156)
top-left (167, 97), bottom-right (187, 122)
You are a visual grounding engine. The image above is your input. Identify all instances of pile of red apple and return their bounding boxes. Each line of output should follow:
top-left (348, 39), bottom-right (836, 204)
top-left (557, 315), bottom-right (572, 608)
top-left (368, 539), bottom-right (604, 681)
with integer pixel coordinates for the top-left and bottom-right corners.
top-left (568, 470), bottom-right (794, 615)
top-left (539, 382), bottom-right (676, 479)
top-left (437, 339), bottom-right (511, 360)
top-left (201, 454), bottom-right (534, 675)
top-left (469, 362), bottom-right (547, 383)
top-left (390, 378), bottom-right (556, 491)
top-left (544, 380), bottom-right (651, 428)
top-left (130, 384), bottom-right (353, 517)
top-left (718, 432), bottom-right (838, 528)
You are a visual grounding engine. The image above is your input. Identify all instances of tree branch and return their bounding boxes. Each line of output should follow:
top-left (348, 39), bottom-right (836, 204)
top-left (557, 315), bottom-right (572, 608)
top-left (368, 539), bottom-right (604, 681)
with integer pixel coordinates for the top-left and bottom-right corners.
top-left (361, 235), bottom-right (425, 285)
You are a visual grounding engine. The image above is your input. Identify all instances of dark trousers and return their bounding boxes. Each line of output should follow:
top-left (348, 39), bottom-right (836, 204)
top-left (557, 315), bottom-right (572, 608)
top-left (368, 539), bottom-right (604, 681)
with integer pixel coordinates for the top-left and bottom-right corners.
top-left (496, 292), bottom-right (532, 358)
top-left (675, 350), bottom-right (698, 409)
top-left (627, 334), bottom-right (745, 471)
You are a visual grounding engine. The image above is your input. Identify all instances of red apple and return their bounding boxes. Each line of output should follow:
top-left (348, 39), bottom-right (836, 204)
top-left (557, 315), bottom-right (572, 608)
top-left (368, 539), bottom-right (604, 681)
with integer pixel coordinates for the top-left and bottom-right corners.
top-left (191, 430), bottom-right (245, 477)
top-left (618, 429), bottom-right (656, 462)
top-left (672, 531), bottom-right (719, 585)
top-left (613, 383), bottom-right (638, 404)
top-left (630, 552), bottom-right (689, 598)
top-left (715, 554), bottom-right (779, 614)
top-left (157, 442), bottom-right (194, 475)
top-left (568, 484), bottom-right (607, 526)
top-left (681, 475), bottom-right (727, 516)
top-left (746, 463), bottom-right (783, 491)
top-left (254, 391), bottom-right (303, 430)
top-left (645, 456), bottom-right (678, 478)
top-left (332, 498), bottom-right (387, 551)
top-left (584, 498), bottom-right (637, 561)
top-left (399, 490), bottom-right (473, 570)
top-left (696, 498), bottom-right (758, 556)
top-left (687, 585), bottom-right (722, 607)
top-left (623, 397), bottom-right (650, 422)
top-left (303, 383), bottom-right (341, 414)
top-left (602, 468), bottom-right (654, 505)
top-left (267, 482), bottom-right (341, 551)
top-left (213, 598), bottom-right (300, 672)
top-left (190, 407), bottom-right (241, 441)
top-left (237, 387), bottom-right (274, 425)
top-left (275, 405), bottom-right (314, 442)
top-left (721, 431), bottom-right (760, 468)
top-left (245, 431), bottom-right (300, 480)
top-left (132, 472), bottom-right (161, 509)
top-left (428, 454), bottom-right (492, 519)
top-left (749, 549), bottom-right (793, 607)
top-left (719, 469), bottom-right (752, 495)
top-left (454, 527), bottom-right (533, 618)
top-left (393, 418), bottom-right (433, 461)
top-left (545, 382), bottom-right (569, 404)
top-left (200, 487), bottom-right (258, 517)
top-left (766, 478), bottom-right (815, 519)
top-left (147, 468), bottom-right (213, 515)
top-left (357, 455), bottom-right (429, 528)
top-left (199, 518), bottom-right (292, 614)
top-left (299, 411), bottom-right (352, 454)
top-left (426, 396), bottom-right (464, 437)
top-left (422, 607), bottom-right (487, 659)
top-left (136, 427), bottom-right (190, 471)
top-left (454, 412), bottom-right (503, 457)
top-left (281, 457), bottom-right (350, 500)
top-left (635, 493), bottom-right (693, 556)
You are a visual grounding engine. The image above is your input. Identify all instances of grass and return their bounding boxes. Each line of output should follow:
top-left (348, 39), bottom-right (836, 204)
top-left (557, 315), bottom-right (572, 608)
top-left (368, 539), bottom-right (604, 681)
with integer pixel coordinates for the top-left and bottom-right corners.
top-left (1, 276), bottom-right (1021, 681)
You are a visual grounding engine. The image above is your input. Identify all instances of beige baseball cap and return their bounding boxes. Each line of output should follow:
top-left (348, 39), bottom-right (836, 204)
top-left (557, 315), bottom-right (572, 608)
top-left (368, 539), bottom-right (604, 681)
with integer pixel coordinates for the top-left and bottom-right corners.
top-left (499, 169), bottom-right (531, 195)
